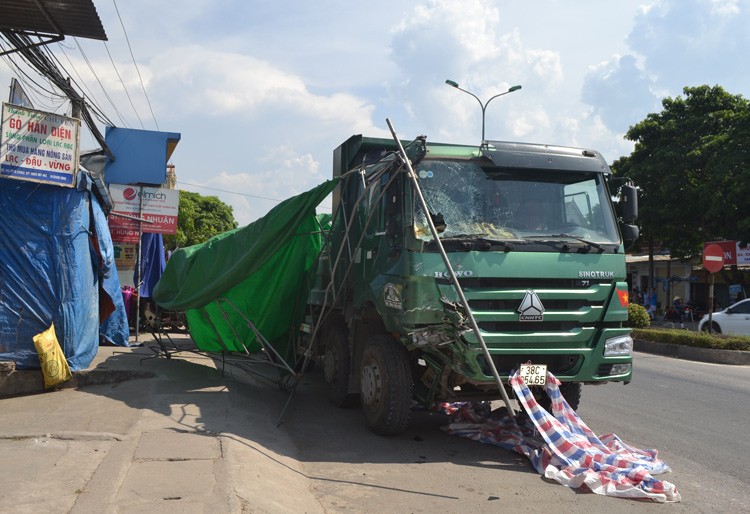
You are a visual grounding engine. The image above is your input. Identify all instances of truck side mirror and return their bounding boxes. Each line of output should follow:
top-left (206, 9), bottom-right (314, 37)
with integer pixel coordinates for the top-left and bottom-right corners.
top-left (621, 223), bottom-right (639, 250)
top-left (620, 184), bottom-right (638, 224)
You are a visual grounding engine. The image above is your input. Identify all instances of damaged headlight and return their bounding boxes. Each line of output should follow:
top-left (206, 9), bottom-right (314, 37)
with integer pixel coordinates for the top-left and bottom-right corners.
top-left (604, 335), bottom-right (633, 356)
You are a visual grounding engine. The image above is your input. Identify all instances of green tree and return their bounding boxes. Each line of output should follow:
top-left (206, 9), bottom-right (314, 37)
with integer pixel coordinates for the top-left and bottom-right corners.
top-left (163, 191), bottom-right (238, 250)
top-left (612, 85), bottom-right (750, 258)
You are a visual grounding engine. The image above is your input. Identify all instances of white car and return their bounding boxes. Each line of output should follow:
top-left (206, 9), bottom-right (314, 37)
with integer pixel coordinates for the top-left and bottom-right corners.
top-left (698, 298), bottom-right (750, 336)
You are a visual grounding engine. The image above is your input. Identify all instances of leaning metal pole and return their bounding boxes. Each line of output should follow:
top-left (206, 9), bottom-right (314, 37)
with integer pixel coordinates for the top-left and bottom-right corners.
top-left (386, 118), bottom-right (518, 421)
top-left (134, 186), bottom-right (144, 343)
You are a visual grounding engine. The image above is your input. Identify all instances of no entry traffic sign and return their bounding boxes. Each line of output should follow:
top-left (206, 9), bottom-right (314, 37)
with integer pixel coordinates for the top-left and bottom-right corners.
top-left (703, 243), bottom-right (725, 273)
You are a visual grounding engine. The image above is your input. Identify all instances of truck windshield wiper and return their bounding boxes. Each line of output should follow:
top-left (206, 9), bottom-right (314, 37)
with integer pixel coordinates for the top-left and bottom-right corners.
top-left (429, 234), bottom-right (518, 252)
top-left (519, 236), bottom-right (561, 249)
top-left (548, 233), bottom-right (608, 253)
top-left (474, 237), bottom-right (516, 252)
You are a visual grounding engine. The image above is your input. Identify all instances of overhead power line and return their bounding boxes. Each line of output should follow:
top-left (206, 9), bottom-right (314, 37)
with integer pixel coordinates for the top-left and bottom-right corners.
top-left (55, 42), bottom-right (113, 123)
top-left (0, 30), bottom-right (114, 159)
top-left (178, 182), bottom-right (285, 202)
top-left (103, 40), bottom-right (144, 128)
top-left (112, 0), bottom-right (159, 130)
top-left (177, 181), bottom-right (333, 212)
top-left (73, 38), bottom-right (129, 127)
top-left (0, 48), bottom-right (63, 106)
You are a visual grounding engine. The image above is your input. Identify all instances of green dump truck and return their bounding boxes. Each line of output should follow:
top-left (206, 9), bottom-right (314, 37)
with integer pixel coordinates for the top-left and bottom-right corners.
top-left (309, 131), bottom-right (639, 435)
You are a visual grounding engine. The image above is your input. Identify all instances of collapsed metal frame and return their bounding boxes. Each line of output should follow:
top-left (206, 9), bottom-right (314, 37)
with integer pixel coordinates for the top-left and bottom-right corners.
top-left (272, 160), bottom-right (401, 422)
top-left (195, 298), bottom-right (298, 382)
top-left (142, 296), bottom-right (301, 382)
top-left (133, 132), bottom-right (404, 414)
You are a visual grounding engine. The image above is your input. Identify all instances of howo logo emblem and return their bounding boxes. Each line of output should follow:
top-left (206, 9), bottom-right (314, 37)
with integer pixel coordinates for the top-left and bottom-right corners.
top-left (518, 290), bottom-right (544, 322)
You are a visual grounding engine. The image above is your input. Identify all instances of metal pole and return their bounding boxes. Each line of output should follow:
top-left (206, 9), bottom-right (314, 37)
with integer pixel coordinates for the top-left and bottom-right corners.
top-left (385, 118), bottom-right (518, 421)
top-left (134, 186), bottom-right (144, 343)
top-left (708, 273), bottom-right (715, 333)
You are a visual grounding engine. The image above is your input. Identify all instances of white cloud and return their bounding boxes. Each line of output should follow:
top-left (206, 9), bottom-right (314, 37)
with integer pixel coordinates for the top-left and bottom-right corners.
top-left (149, 46), bottom-right (377, 128)
top-left (182, 144), bottom-right (327, 225)
top-left (387, 0), bottom-right (563, 145)
top-left (116, 44), bottom-right (384, 226)
top-left (709, 0), bottom-right (740, 16)
top-left (577, 0), bottom-right (750, 156)
top-left (509, 105), bottom-right (551, 139)
top-left (627, 0), bottom-right (750, 94)
top-left (391, 0), bottom-right (502, 63)
top-left (389, 1), bottom-right (563, 87)
top-left (581, 54), bottom-right (658, 133)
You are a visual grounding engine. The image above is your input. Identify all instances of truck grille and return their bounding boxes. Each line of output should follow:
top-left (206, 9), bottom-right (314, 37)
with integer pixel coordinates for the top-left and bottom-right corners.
top-left (436, 276), bottom-right (615, 347)
top-left (477, 321), bottom-right (579, 333)
top-left (469, 299), bottom-right (588, 311)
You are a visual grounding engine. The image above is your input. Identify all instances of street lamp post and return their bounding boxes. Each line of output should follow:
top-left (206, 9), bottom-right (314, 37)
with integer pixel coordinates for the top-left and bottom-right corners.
top-left (445, 79), bottom-right (522, 145)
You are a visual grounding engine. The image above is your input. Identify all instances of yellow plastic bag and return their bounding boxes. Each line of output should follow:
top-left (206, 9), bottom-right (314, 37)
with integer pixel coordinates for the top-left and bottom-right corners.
top-left (33, 323), bottom-right (72, 388)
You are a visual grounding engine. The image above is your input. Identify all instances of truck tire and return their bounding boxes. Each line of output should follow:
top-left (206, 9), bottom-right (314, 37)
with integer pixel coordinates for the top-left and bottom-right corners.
top-left (323, 324), bottom-right (358, 407)
top-left (360, 334), bottom-right (412, 435)
top-left (539, 382), bottom-right (582, 412)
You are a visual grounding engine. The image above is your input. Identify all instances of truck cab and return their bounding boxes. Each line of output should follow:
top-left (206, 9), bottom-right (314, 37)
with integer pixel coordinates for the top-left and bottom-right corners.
top-left (311, 134), bottom-right (638, 435)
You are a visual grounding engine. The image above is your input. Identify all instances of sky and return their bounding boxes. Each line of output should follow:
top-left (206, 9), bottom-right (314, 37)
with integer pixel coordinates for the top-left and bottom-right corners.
top-left (2, 0), bottom-right (750, 226)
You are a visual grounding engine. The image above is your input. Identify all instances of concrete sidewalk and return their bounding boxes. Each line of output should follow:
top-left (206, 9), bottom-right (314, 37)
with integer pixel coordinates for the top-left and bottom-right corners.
top-left (0, 334), bottom-right (324, 513)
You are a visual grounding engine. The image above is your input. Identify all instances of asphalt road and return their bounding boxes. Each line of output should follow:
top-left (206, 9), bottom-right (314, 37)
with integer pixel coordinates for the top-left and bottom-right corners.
top-left (281, 352), bottom-right (749, 513)
top-left (577, 352), bottom-right (750, 512)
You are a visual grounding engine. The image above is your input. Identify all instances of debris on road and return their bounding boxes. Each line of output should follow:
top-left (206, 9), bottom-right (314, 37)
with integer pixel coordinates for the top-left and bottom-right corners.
top-left (440, 372), bottom-right (681, 502)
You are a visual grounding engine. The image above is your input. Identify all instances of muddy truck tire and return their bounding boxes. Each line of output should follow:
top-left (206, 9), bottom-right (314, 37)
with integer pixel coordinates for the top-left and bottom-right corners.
top-left (360, 334), bottom-right (412, 435)
top-left (538, 382), bottom-right (582, 412)
top-left (323, 323), bottom-right (358, 407)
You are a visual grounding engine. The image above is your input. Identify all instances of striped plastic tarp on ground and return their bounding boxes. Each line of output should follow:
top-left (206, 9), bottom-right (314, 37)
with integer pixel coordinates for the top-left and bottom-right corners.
top-left (440, 372), bottom-right (681, 502)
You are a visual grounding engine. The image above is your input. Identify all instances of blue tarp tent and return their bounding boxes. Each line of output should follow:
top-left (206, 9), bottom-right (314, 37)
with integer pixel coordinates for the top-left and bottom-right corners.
top-left (0, 172), bottom-right (129, 371)
top-left (135, 232), bottom-right (166, 299)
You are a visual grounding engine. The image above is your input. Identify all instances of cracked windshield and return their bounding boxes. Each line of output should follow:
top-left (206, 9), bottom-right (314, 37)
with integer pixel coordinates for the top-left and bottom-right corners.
top-left (413, 161), bottom-right (620, 244)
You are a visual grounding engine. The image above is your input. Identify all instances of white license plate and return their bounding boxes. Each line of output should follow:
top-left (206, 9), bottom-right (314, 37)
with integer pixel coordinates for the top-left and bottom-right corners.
top-left (519, 363), bottom-right (547, 386)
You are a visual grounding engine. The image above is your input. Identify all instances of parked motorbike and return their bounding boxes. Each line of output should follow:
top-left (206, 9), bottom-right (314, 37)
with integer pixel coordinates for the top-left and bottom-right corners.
top-left (141, 298), bottom-right (189, 333)
top-left (663, 300), bottom-right (699, 324)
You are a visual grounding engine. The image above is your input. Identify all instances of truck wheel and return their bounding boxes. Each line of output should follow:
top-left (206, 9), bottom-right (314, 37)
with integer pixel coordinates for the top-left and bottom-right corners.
top-left (323, 324), bottom-right (358, 407)
top-left (360, 334), bottom-right (412, 435)
top-left (560, 382), bottom-right (582, 411)
top-left (539, 382), bottom-right (582, 412)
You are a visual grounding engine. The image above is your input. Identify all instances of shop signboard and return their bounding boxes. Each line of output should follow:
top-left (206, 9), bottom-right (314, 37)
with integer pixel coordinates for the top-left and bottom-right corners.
top-left (737, 244), bottom-right (750, 266)
top-left (704, 240), bottom-right (750, 266)
top-left (1, 103), bottom-right (80, 187)
top-left (108, 216), bottom-right (142, 244)
top-left (114, 243), bottom-right (137, 270)
top-left (108, 184), bottom-right (179, 243)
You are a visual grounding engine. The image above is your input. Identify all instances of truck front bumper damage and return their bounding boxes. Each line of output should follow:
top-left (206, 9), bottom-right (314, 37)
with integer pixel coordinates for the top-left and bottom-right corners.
top-left (405, 322), bottom-right (633, 405)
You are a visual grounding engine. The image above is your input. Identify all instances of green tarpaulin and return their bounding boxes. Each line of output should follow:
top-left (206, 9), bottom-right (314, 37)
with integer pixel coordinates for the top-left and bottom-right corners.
top-left (152, 179), bottom-right (338, 362)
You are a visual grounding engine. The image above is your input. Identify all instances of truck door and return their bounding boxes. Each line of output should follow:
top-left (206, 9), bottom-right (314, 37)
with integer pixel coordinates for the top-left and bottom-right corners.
top-left (361, 170), bottom-right (402, 278)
